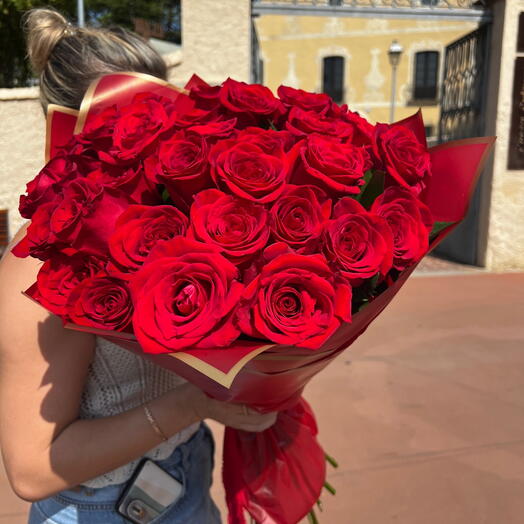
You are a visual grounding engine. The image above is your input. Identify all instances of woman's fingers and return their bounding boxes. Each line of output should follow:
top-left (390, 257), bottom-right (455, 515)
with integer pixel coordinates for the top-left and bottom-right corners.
top-left (206, 399), bottom-right (278, 432)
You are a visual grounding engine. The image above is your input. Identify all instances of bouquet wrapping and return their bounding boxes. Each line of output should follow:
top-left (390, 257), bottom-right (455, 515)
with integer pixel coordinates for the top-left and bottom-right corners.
top-left (13, 72), bottom-right (494, 524)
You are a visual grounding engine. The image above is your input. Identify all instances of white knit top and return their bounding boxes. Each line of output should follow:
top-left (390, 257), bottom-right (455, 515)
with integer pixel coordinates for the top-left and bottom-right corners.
top-left (79, 336), bottom-right (200, 488)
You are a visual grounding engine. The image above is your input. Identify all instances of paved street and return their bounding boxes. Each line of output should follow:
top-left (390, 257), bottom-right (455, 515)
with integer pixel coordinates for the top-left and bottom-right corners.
top-left (1, 271), bottom-right (523, 523)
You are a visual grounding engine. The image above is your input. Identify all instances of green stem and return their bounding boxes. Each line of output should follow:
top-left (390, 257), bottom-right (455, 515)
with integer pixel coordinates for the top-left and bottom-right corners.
top-left (325, 452), bottom-right (339, 469)
top-left (324, 480), bottom-right (337, 496)
top-left (307, 508), bottom-right (320, 524)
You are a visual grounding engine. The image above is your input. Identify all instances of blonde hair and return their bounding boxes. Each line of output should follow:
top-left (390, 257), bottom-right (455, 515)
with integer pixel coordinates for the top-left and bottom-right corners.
top-left (23, 8), bottom-right (168, 113)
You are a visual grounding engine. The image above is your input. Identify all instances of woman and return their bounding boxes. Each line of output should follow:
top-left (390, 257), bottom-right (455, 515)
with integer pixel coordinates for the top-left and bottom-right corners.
top-left (0, 9), bottom-right (277, 524)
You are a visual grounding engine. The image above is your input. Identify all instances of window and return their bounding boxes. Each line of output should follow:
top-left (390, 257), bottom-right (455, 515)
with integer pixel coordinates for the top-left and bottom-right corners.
top-left (322, 56), bottom-right (345, 104)
top-left (413, 51), bottom-right (439, 100)
top-left (421, 0), bottom-right (439, 5)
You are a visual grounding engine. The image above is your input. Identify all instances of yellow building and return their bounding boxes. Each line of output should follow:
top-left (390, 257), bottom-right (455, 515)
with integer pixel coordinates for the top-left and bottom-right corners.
top-left (254, 14), bottom-right (477, 141)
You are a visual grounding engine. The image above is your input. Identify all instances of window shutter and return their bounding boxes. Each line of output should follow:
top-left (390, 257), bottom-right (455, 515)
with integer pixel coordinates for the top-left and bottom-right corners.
top-left (322, 56), bottom-right (345, 104)
top-left (414, 51), bottom-right (439, 100)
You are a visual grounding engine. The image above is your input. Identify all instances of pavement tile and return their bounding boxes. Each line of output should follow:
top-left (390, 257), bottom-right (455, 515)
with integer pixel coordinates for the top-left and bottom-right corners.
top-left (318, 442), bottom-right (524, 524)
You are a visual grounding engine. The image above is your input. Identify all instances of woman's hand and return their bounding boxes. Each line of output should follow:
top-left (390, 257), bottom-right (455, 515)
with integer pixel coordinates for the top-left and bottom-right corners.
top-left (188, 384), bottom-right (278, 433)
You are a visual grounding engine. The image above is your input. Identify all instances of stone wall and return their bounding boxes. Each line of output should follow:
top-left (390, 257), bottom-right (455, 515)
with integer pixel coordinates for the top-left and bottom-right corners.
top-left (0, 89), bottom-right (43, 240)
top-left (168, 0), bottom-right (252, 86)
top-left (483, 0), bottom-right (524, 271)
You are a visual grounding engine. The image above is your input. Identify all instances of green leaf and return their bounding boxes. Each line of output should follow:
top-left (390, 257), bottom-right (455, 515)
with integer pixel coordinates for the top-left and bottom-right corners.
top-left (356, 169), bottom-right (374, 199)
top-left (316, 499), bottom-right (324, 512)
top-left (357, 170), bottom-right (385, 209)
top-left (268, 119), bottom-right (277, 131)
top-left (430, 221), bottom-right (455, 238)
top-left (161, 188), bottom-right (171, 203)
top-left (369, 273), bottom-right (380, 291)
top-left (324, 481), bottom-right (337, 496)
top-left (325, 453), bottom-right (339, 469)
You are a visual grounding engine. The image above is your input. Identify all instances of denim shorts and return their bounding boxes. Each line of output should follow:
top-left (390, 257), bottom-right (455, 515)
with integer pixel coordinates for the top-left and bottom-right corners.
top-left (28, 423), bottom-right (222, 524)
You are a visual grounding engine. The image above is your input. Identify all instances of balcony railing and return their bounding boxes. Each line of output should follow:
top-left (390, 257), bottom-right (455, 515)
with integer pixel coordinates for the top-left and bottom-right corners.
top-left (252, 0), bottom-right (491, 22)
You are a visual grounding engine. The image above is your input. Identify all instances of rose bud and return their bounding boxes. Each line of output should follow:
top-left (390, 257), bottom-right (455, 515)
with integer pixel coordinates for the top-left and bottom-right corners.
top-left (324, 198), bottom-right (394, 284)
top-left (237, 244), bottom-right (352, 349)
top-left (87, 163), bottom-right (160, 205)
top-left (269, 185), bottom-right (331, 253)
top-left (219, 78), bottom-right (285, 125)
top-left (293, 134), bottom-right (370, 196)
top-left (67, 276), bottom-right (133, 332)
top-left (277, 85), bottom-right (332, 114)
top-left (103, 93), bottom-right (170, 164)
top-left (373, 123), bottom-right (432, 194)
top-left (108, 205), bottom-right (189, 276)
top-left (210, 137), bottom-right (300, 204)
top-left (285, 107), bottom-right (356, 140)
top-left (144, 129), bottom-right (212, 206)
top-left (19, 156), bottom-right (82, 219)
top-left (36, 254), bottom-right (107, 317)
top-left (371, 187), bottom-right (433, 271)
top-left (188, 189), bottom-right (270, 265)
top-left (48, 178), bottom-right (131, 257)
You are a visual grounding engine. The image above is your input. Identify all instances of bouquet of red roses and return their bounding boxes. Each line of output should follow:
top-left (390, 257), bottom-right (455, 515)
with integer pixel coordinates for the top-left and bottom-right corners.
top-left (13, 72), bottom-right (494, 524)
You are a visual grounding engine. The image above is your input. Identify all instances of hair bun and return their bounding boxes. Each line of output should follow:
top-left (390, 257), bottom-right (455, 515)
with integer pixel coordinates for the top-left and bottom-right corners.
top-left (24, 8), bottom-right (71, 74)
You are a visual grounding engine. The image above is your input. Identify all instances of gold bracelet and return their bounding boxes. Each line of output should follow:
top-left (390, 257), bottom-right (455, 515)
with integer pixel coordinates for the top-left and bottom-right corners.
top-left (143, 402), bottom-right (169, 442)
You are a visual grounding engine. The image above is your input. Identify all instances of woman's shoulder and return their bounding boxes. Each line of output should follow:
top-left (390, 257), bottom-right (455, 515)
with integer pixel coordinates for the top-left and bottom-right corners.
top-left (0, 223), bottom-right (41, 297)
top-left (0, 223), bottom-right (95, 358)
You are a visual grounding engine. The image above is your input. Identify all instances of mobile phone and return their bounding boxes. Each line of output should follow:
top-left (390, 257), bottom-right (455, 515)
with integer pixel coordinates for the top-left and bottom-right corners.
top-left (116, 459), bottom-right (184, 524)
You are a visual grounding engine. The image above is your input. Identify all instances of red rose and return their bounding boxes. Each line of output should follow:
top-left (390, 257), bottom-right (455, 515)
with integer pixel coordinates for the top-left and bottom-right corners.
top-left (103, 93), bottom-right (169, 164)
top-left (188, 189), bottom-right (269, 264)
top-left (108, 205), bottom-right (189, 276)
top-left (36, 254), bottom-right (106, 317)
top-left (144, 129), bottom-right (211, 205)
top-left (329, 105), bottom-right (375, 147)
top-left (269, 185), bottom-right (331, 252)
top-left (236, 127), bottom-right (296, 154)
top-left (324, 198), bottom-right (394, 283)
top-left (87, 163), bottom-right (160, 205)
top-left (277, 85), bottom-right (331, 114)
top-left (294, 134), bottom-right (370, 195)
top-left (19, 156), bottom-right (81, 219)
top-left (129, 236), bottom-right (244, 352)
top-left (188, 118), bottom-right (238, 140)
top-left (45, 178), bottom-right (130, 257)
top-left (374, 124), bottom-right (431, 194)
top-left (371, 187), bottom-right (433, 271)
top-left (210, 137), bottom-right (299, 204)
top-left (168, 93), bottom-right (226, 130)
top-left (186, 74), bottom-right (222, 111)
top-left (219, 78), bottom-right (285, 124)
top-left (78, 105), bottom-right (119, 151)
top-left (237, 243), bottom-right (352, 349)
top-left (285, 107), bottom-right (355, 139)
top-left (11, 204), bottom-right (55, 260)
top-left (68, 276), bottom-right (133, 331)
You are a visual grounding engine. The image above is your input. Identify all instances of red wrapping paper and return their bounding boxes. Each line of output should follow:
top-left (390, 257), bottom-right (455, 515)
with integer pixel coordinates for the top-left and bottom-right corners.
top-left (21, 73), bottom-right (495, 524)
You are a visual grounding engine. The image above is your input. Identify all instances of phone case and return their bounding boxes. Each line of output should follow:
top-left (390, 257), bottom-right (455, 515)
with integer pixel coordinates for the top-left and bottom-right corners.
top-left (116, 459), bottom-right (184, 523)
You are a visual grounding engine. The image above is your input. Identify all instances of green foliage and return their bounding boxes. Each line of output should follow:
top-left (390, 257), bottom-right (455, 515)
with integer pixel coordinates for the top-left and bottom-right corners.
top-left (0, 0), bottom-right (180, 87)
top-left (430, 220), bottom-right (455, 240)
top-left (356, 169), bottom-right (385, 210)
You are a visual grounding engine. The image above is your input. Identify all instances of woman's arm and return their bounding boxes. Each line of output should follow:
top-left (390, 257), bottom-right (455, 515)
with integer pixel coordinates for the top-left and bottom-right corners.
top-left (0, 226), bottom-right (276, 502)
